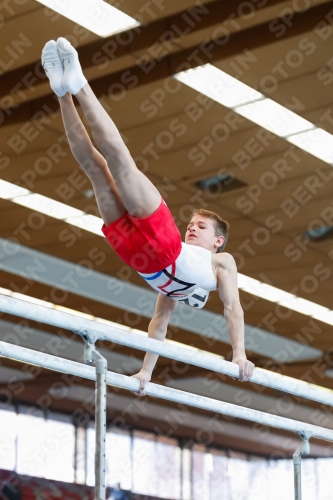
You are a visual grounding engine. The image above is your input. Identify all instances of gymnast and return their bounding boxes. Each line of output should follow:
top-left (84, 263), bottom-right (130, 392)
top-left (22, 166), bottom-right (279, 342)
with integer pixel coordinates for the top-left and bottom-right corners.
top-left (42, 38), bottom-right (255, 395)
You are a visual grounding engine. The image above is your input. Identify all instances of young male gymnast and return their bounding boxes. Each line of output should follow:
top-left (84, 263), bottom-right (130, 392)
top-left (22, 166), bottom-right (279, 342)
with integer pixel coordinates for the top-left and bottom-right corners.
top-left (41, 38), bottom-right (255, 395)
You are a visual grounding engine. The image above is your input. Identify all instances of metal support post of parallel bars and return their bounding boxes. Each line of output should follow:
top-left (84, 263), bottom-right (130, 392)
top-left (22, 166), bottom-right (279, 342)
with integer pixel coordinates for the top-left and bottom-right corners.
top-left (293, 433), bottom-right (311, 500)
top-left (84, 341), bottom-right (107, 500)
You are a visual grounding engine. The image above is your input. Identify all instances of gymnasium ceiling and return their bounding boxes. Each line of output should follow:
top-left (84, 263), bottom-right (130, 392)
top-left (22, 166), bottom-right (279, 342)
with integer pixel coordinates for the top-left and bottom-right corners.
top-left (1, 0), bottom-right (333, 457)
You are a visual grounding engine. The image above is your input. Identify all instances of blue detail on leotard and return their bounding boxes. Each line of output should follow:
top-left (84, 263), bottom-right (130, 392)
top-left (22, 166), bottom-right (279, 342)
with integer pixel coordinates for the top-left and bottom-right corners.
top-left (141, 270), bottom-right (163, 280)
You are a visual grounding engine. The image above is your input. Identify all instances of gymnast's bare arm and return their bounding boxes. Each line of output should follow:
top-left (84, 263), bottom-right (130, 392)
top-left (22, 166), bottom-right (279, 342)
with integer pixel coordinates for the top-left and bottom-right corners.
top-left (131, 293), bottom-right (178, 396)
top-left (214, 252), bottom-right (254, 382)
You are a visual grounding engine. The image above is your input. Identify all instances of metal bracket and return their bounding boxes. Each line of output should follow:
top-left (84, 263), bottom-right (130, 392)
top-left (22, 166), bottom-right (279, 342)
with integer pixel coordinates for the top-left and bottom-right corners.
top-left (295, 432), bottom-right (312, 460)
top-left (74, 327), bottom-right (98, 348)
top-left (78, 328), bottom-right (107, 369)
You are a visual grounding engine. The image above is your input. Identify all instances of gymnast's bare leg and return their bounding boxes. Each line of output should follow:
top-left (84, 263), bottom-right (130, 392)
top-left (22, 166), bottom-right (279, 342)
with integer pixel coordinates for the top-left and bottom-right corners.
top-left (57, 37), bottom-right (161, 219)
top-left (58, 92), bottom-right (127, 226)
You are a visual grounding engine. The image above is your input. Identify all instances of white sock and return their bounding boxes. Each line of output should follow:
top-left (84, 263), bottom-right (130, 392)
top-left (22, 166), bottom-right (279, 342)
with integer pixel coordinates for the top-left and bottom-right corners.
top-left (57, 37), bottom-right (87, 95)
top-left (41, 40), bottom-right (66, 97)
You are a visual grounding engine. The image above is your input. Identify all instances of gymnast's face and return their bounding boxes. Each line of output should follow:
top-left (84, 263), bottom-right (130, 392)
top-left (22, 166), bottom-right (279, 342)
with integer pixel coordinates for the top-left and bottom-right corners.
top-left (185, 215), bottom-right (224, 253)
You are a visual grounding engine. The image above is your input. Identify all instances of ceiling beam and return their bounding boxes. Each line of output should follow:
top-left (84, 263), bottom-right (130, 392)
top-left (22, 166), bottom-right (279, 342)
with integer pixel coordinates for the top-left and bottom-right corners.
top-left (0, 0), bottom-right (290, 100)
top-left (2, 1), bottom-right (333, 127)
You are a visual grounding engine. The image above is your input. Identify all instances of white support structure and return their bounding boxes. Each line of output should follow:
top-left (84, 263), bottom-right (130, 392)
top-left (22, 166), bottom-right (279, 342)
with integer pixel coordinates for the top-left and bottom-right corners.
top-left (1, 294), bottom-right (332, 407)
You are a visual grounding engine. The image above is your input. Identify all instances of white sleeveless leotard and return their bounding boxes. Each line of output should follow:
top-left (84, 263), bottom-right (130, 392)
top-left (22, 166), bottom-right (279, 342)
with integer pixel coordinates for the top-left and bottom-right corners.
top-left (138, 242), bottom-right (217, 309)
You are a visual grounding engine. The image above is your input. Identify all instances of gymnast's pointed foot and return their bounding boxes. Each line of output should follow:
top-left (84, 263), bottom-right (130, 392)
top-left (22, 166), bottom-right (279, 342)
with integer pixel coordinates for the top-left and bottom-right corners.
top-left (56, 37), bottom-right (87, 95)
top-left (41, 40), bottom-right (66, 97)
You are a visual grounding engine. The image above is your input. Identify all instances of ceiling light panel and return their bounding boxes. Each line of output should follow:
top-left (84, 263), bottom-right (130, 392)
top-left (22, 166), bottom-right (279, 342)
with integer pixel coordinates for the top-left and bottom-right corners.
top-left (286, 128), bottom-right (333, 165)
top-left (175, 64), bottom-right (333, 165)
top-left (11, 193), bottom-right (84, 220)
top-left (237, 275), bottom-right (291, 303)
top-left (236, 99), bottom-right (315, 137)
top-left (0, 180), bottom-right (30, 199)
top-left (238, 273), bottom-right (333, 326)
top-left (174, 64), bottom-right (264, 108)
top-left (1, 180), bottom-right (104, 235)
top-left (36, 0), bottom-right (140, 38)
top-left (65, 214), bottom-right (103, 235)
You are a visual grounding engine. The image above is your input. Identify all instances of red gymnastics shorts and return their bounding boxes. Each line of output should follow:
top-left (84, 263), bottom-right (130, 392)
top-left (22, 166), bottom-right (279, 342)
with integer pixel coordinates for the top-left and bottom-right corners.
top-left (102, 198), bottom-right (182, 273)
